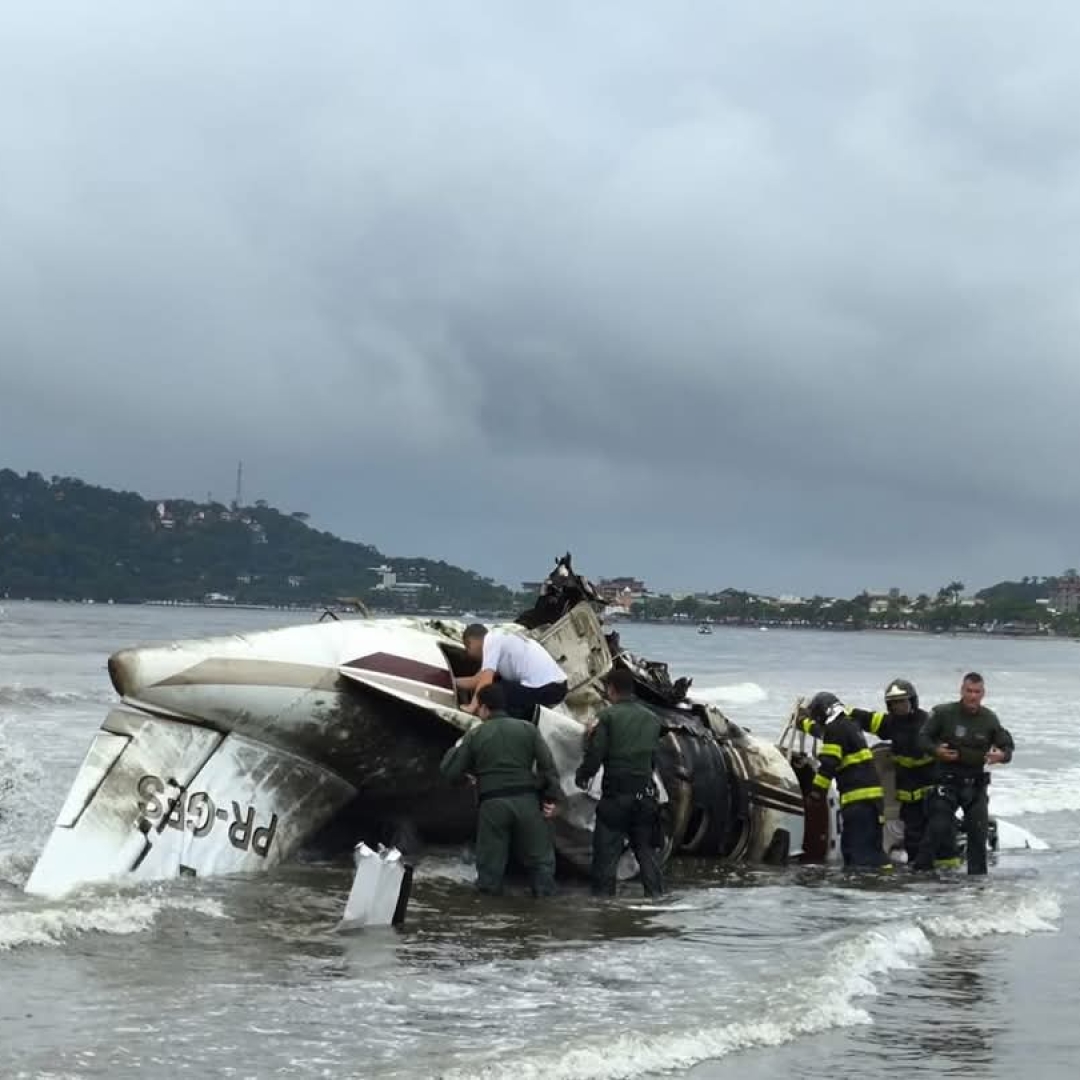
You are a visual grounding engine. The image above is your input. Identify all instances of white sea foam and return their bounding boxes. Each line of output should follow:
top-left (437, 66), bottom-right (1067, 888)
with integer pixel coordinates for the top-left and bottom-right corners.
top-left (990, 767), bottom-right (1080, 817)
top-left (438, 923), bottom-right (932, 1080)
top-left (0, 684), bottom-right (112, 710)
top-left (0, 893), bottom-right (228, 952)
top-left (0, 715), bottom-right (52, 856)
top-left (412, 854), bottom-right (478, 884)
top-left (691, 681), bottom-right (768, 707)
top-left (917, 888), bottom-right (1061, 939)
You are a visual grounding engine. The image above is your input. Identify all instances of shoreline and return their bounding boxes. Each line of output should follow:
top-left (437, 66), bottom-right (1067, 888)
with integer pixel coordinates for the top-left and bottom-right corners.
top-left (1, 597), bottom-right (1073, 641)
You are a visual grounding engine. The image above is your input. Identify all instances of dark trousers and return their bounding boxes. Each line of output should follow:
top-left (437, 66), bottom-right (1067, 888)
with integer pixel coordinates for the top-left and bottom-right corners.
top-left (915, 780), bottom-right (989, 875)
top-left (501, 679), bottom-right (568, 721)
top-left (590, 792), bottom-right (665, 898)
top-left (840, 800), bottom-right (890, 869)
top-left (475, 794), bottom-right (557, 896)
top-left (899, 799), bottom-right (929, 863)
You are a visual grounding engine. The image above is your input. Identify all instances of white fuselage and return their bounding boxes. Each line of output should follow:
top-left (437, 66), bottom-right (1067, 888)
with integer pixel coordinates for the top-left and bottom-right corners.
top-left (25, 609), bottom-right (809, 897)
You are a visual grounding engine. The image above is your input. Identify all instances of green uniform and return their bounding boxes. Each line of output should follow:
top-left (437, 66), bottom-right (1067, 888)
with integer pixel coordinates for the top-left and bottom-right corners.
top-left (914, 701), bottom-right (1014, 875)
top-left (575, 698), bottom-right (665, 897)
top-left (440, 711), bottom-right (560, 896)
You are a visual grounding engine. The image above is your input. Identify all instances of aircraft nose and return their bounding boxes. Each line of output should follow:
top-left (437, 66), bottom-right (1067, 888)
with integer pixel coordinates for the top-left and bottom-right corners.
top-left (107, 649), bottom-right (137, 697)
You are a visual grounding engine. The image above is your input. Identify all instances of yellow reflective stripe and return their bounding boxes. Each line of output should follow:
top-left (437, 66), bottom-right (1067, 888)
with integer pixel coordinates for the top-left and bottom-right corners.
top-left (869, 711), bottom-right (885, 734)
top-left (841, 748), bottom-right (874, 767)
top-left (934, 857), bottom-right (962, 869)
top-left (894, 755), bottom-right (934, 768)
top-left (839, 785), bottom-right (884, 805)
top-left (798, 717), bottom-right (816, 735)
top-left (813, 773), bottom-right (832, 790)
top-left (819, 743), bottom-right (842, 758)
top-left (896, 786), bottom-right (931, 802)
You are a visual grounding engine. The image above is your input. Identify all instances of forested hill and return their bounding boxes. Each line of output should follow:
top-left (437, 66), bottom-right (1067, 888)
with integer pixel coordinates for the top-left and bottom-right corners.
top-left (0, 469), bottom-right (521, 611)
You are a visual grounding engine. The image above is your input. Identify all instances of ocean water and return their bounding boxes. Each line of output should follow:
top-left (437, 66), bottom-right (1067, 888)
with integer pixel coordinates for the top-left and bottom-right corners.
top-left (0, 603), bottom-right (1073, 1079)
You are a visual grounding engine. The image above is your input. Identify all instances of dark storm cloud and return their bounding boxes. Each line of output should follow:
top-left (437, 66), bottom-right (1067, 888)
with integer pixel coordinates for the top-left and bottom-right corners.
top-left (2, 1), bottom-right (1080, 595)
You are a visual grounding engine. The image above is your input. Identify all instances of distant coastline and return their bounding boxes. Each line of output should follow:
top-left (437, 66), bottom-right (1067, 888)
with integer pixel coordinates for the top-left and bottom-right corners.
top-left (2, 469), bottom-right (1078, 638)
top-left (2, 595), bottom-right (1074, 641)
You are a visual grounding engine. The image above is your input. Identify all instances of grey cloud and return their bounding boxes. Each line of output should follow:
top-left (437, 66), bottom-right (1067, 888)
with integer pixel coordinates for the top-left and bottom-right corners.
top-left (3, 2), bottom-right (1080, 596)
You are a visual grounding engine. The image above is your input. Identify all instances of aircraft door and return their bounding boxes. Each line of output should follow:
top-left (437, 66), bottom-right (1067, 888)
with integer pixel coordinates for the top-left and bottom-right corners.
top-left (532, 602), bottom-right (613, 695)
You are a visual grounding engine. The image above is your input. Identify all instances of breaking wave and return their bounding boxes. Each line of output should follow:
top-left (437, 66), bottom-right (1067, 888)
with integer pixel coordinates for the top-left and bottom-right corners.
top-left (438, 881), bottom-right (1062, 1080)
top-left (413, 853), bottom-right (479, 885)
top-left (916, 888), bottom-right (1061, 938)
top-left (0, 684), bottom-right (112, 710)
top-left (990, 769), bottom-right (1080, 817)
top-left (0, 893), bottom-right (228, 952)
top-left (0, 854), bottom-right (35, 890)
top-left (691, 681), bottom-right (768, 707)
top-left (0, 715), bottom-right (52, 861)
top-left (439, 923), bottom-right (931, 1080)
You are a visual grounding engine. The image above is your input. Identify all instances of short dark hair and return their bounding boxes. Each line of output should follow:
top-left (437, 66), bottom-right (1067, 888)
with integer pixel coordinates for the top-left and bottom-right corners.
top-left (607, 668), bottom-right (635, 696)
top-left (962, 671), bottom-right (984, 685)
top-left (477, 682), bottom-right (506, 712)
top-left (463, 623), bottom-right (488, 645)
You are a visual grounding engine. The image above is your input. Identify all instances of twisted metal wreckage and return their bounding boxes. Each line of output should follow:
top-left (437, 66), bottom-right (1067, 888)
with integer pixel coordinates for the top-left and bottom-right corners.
top-left (24, 554), bottom-right (1040, 900)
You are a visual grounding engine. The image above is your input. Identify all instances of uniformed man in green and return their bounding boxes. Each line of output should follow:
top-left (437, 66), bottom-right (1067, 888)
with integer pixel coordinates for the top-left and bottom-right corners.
top-left (914, 671), bottom-right (1014, 875)
top-left (439, 682), bottom-right (560, 896)
top-left (574, 667), bottom-right (665, 898)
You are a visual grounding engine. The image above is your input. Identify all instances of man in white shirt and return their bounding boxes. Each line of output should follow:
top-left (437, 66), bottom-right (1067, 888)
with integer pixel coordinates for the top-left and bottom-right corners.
top-left (457, 623), bottom-right (569, 720)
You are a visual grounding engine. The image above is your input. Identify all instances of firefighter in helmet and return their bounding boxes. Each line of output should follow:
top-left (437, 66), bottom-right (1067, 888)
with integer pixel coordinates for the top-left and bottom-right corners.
top-left (798, 690), bottom-right (890, 869)
top-left (840, 678), bottom-right (934, 863)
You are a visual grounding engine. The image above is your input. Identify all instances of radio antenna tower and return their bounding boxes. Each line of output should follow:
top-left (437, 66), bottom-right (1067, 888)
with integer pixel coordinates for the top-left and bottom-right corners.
top-left (233, 460), bottom-right (243, 510)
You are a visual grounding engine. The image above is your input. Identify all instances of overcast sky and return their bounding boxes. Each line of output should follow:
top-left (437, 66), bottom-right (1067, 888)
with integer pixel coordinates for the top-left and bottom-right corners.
top-left (3, 2), bottom-right (1080, 596)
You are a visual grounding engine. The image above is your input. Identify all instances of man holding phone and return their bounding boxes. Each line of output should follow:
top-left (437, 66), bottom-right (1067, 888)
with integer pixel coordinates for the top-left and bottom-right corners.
top-left (914, 672), bottom-right (1014, 875)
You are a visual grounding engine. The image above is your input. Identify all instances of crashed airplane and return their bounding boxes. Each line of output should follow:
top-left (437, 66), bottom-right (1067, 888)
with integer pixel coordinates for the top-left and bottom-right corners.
top-left (25, 555), bottom-right (1039, 898)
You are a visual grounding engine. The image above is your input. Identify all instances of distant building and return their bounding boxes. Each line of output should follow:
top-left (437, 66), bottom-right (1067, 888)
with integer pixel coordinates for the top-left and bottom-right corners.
top-left (1053, 575), bottom-right (1080, 613)
top-left (597, 577), bottom-right (647, 610)
top-left (371, 563), bottom-right (432, 596)
top-left (372, 564), bottom-right (398, 589)
top-left (862, 587), bottom-right (905, 615)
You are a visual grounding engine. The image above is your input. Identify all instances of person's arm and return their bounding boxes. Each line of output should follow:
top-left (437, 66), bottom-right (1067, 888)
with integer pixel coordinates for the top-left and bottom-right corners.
top-left (810, 720), bottom-right (842, 796)
top-left (575, 710), bottom-right (610, 787)
top-left (533, 728), bottom-right (562, 814)
top-left (918, 706), bottom-right (956, 763)
top-left (461, 636), bottom-right (500, 711)
top-left (987, 717), bottom-right (1014, 765)
top-left (847, 706), bottom-right (891, 740)
top-left (440, 728), bottom-right (476, 782)
top-left (461, 671), bottom-right (496, 712)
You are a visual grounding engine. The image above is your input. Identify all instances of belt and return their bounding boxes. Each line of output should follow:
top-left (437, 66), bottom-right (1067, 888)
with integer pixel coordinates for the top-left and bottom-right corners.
top-left (477, 785), bottom-right (539, 803)
top-left (603, 773), bottom-right (656, 799)
top-left (938, 773), bottom-right (988, 787)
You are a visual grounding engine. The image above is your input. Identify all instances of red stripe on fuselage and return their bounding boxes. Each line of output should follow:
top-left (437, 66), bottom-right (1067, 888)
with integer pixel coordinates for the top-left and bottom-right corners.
top-left (342, 652), bottom-right (454, 690)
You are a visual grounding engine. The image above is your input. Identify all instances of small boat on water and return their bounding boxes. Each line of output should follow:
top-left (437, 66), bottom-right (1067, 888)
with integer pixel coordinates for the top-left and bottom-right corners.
top-left (697, 622), bottom-right (712, 635)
